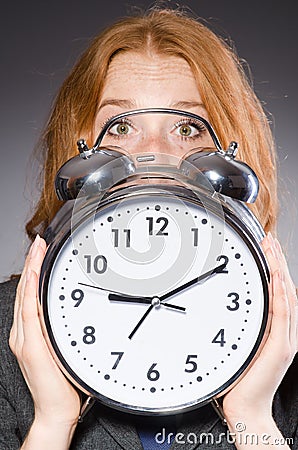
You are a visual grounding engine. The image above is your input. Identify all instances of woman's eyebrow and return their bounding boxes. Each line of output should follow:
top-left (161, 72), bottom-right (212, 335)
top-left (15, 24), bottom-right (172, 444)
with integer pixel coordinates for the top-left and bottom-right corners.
top-left (98, 99), bottom-right (136, 110)
top-left (171, 101), bottom-right (205, 110)
top-left (98, 99), bottom-right (205, 111)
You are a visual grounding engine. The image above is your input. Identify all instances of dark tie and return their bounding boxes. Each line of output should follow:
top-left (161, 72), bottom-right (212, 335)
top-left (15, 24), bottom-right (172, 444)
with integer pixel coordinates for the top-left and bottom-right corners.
top-left (137, 423), bottom-right (176, 450)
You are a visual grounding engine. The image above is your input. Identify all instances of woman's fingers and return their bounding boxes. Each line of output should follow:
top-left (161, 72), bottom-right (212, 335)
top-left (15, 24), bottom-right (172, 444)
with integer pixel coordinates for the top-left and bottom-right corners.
top-left (273, 238), bottom-right (298, 348)
top-left (9, 236), bottom-right (47, 357)
top-left (19, 235), bottom-right (46, 299)
top-left (262, 233), bottom-right (297, 362)
top-left (9, 235), bottom-right (81, 427)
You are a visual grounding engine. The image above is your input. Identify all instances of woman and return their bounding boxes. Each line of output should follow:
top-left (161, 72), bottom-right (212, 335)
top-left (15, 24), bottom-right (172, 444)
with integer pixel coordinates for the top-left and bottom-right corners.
top-left (1, 7), bottom-right (297, 449)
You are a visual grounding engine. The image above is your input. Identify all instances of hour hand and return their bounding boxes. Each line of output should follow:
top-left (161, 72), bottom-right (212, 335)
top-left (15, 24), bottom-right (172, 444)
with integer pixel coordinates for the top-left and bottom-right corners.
top-left (79, 283), bottom-right (185, 311)
top-left (109, 293), bottom-right (186, 312)
top-left (108, 293), bottom-right (151, 304)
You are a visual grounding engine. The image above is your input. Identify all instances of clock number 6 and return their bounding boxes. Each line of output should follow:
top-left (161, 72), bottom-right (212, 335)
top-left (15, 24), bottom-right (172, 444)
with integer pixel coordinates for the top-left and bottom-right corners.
top-left (147, 363), bottom-right (160, 381)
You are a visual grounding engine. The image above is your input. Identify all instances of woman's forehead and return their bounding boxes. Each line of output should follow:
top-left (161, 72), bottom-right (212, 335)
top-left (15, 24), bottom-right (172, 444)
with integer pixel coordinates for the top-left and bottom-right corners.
top-left (105, 51), bottom-right (195, 82)
top-left (98, 52), bottom-right (205, 115)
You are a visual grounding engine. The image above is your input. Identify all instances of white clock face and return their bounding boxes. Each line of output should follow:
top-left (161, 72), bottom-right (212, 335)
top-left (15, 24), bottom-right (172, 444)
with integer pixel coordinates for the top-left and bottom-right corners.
top-left (43, 190), bottom-right (268, 414)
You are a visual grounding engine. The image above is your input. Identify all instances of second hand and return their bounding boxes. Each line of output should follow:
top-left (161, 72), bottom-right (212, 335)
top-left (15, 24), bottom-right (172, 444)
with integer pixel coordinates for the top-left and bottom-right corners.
top-left (128, 296), bottom-right (183, 340)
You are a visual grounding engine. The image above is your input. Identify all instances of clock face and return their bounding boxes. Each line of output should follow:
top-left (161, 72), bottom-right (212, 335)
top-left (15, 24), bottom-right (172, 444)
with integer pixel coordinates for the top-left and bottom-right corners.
top-left (41, 189), bottom-right (269, 414)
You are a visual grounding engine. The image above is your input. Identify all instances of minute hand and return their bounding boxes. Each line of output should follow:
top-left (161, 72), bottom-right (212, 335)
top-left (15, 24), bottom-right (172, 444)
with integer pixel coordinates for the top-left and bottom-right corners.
top-left (159, 263), bottom-right (226, 302)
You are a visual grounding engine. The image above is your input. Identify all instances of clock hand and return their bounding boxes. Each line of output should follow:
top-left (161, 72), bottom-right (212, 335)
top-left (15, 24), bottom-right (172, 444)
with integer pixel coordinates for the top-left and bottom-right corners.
top-left (78, 282), bottom-right (132, 297)
top-left (128, 304), bottom-right (154, 340)
top-left (124, 264), bottom-right (225, 340)
top-left (128, 294), bottom-right (188, 340)
top-left (79, 283), bottom-right (186, 312)
top-left (108, 293), bottom-right (151, 304)
top-left (108, 293), bottom-right (186, 312)
top-left (81, 263), bottom-right (224, 342)
top-left (161, 303), bottom-right (186, 312)
top-left (159, 262), bottom-right (226, 302)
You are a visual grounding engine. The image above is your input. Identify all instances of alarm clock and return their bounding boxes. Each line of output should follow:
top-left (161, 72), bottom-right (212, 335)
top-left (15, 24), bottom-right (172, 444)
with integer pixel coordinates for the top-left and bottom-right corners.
top-left (39, 108), bottom-right (269, 417)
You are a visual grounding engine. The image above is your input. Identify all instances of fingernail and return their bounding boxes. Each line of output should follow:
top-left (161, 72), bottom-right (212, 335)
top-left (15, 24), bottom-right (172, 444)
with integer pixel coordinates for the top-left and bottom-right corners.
top-left (277, 269), bottom-right (285, 282)
top-left (30, 234), bottom-right (40, 258)
top-left (263, 231), bottom-right (273, 250)
top-left (26, 268), bottom-right (33, 282)
top-left (266, 246), bottom-right (275, 260)
top-left (274, 238), bottom-right (282, 256)
top-left (266, 232), bottom-right (278, 258)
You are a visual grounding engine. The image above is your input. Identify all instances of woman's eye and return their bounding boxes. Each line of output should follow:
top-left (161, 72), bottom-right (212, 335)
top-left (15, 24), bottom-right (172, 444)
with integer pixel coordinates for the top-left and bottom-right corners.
top-left (178, 124), bottom-right (193, 136)
top-left (173, 121), bottom-right (205, 139)
top-left (108, 121), bottom-right (133, 136)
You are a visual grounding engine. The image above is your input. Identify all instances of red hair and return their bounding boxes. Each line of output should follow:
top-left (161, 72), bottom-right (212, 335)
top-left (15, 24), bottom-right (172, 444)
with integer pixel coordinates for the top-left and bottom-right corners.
top-left (26, 8), bottom-right (277, 241)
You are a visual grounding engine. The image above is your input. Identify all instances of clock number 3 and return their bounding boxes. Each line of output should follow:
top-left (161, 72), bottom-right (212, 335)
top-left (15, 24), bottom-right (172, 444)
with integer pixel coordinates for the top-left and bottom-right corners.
top-left (226, 292), bottom-right (240, 311)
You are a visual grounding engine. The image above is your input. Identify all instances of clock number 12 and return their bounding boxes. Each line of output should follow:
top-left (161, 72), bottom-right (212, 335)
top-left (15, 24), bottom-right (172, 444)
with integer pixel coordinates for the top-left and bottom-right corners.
top-left (146, 217), bottom-right (169, 236)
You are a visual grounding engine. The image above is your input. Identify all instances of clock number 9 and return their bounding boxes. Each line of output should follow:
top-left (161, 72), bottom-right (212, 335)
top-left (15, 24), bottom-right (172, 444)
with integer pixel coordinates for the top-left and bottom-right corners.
top-left (147, 363), bottom-right (160, 381)
top-left (84, 255), bottom-right (107, 274)
top-left (71, 289), bottom-right (84, 307)
top-left (82, 326), bottom-right (96, 344)
top-left (226, 292), bottom-right (240, 311)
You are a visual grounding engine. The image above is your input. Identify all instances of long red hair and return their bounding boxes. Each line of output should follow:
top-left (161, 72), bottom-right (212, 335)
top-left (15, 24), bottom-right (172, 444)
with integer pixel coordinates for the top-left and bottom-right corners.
top-left (26, 7), bottom-right (277, 241)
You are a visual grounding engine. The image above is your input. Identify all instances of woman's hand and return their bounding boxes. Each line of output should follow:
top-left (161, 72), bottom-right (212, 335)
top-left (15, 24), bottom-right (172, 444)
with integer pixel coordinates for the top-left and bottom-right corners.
top-left (222, 232), bottom-right (298, 447)
top-left (9, 235), bottom-right (81, 449)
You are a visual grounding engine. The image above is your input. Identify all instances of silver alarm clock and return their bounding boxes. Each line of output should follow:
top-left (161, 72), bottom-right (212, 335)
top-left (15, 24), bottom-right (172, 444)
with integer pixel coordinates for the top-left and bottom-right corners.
top-left (39, 109), bottom-right (269, 416)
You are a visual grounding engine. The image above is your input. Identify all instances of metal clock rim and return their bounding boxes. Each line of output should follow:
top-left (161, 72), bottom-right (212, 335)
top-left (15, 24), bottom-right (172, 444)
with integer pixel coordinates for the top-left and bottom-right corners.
top-left (39, 185), bottom-right (270, 416)
top-left (92, 107), bottom-right (223, 152)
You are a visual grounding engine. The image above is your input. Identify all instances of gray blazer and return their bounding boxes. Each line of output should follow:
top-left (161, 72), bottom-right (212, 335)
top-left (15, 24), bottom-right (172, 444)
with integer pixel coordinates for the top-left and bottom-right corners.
top-left (0, 278), bottom-right (297, 449)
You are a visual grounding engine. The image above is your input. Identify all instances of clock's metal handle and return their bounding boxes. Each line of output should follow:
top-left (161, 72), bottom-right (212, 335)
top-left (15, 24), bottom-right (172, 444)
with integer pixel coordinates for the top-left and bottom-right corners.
top-left (78, 396), bottom-right (96, 423)
top-left (211, 398), bottom-right (227, 426)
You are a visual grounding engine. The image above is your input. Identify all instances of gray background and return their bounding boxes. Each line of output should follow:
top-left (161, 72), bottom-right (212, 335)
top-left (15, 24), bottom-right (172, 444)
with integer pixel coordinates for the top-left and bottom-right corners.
top-left (0, 0), bottom-right (297, 283)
